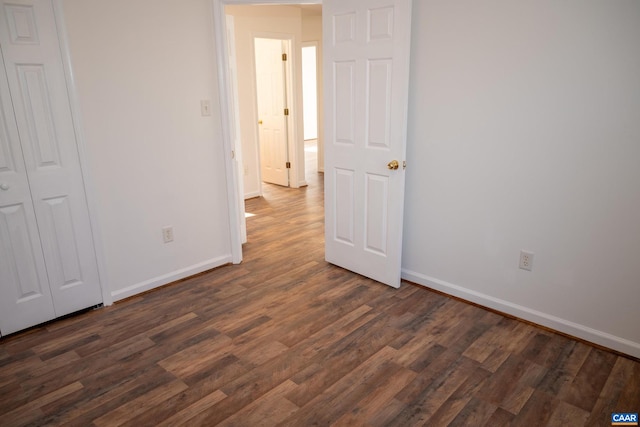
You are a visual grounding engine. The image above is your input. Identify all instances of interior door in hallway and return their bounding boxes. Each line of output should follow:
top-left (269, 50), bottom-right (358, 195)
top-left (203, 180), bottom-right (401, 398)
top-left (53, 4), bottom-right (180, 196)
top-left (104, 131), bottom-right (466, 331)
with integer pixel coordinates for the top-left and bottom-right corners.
top-left (0, 0), bottom-right (102, 335)
top-left (254, 37), bottom-right (290, 187)
top-left (323, 0), bottom-right (413, 288)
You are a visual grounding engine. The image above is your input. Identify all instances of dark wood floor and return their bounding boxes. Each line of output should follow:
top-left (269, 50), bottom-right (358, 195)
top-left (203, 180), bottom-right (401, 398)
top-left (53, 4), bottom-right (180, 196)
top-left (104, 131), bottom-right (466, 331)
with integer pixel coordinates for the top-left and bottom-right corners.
top-left (1, 171), bottom-right (638, 427)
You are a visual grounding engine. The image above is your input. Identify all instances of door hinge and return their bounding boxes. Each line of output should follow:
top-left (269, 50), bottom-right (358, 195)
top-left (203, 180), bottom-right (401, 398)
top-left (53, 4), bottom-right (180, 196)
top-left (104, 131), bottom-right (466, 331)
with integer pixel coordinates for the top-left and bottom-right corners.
top-left (282, 53), bottom-right (287, 61)
top-left (284, 108), bottom-right (289, 116)
top-left (286, 161), bottom-right (291, 169)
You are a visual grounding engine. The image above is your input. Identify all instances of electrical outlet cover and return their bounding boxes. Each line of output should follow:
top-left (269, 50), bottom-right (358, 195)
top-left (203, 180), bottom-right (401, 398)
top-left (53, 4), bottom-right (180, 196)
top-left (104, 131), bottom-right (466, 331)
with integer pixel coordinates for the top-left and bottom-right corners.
top-left (519, 250), bottom-right (534, 271)
top-left (162, 226), bottom-right (174, 243)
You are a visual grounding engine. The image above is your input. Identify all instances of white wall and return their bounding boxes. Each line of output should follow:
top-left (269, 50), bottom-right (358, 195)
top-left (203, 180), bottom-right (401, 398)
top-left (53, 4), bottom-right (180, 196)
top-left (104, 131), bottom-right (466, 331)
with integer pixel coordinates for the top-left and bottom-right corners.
top-left (302, 13), bottom-right (324, 172)
top-left (59, 0), bottom-right (640, 358)
top-left (62, 0), bottom-right (233, 300)
top-left (402, 0), bottom-right (640, 357)
top-left (226, 5), bottom-right (305, 197)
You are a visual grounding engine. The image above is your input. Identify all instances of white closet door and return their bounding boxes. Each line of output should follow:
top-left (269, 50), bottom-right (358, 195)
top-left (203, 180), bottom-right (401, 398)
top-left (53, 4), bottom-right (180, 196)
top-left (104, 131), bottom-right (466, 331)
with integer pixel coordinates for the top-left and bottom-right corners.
top-left (0, 46), bottom-right (56, 335)
top-left (0, 0), bottom-right (102, 335)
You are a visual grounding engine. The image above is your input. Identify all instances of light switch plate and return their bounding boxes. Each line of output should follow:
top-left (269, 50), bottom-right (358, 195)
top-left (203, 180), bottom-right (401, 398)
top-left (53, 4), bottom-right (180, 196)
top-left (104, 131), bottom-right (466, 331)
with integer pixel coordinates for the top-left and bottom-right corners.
top-left (201, 100), bottom-right (211, 116)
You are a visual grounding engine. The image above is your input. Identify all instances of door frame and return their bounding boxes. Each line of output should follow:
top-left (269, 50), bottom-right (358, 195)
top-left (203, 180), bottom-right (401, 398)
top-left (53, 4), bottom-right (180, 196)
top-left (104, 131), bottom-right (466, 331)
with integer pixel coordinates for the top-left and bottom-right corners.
top-left (212, 0), bottom-right (321, 263)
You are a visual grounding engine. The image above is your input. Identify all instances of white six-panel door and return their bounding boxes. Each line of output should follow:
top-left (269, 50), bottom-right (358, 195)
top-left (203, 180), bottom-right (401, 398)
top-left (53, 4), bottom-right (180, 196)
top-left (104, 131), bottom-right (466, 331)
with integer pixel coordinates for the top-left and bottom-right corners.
top-left (255, 37), bottom-right (290, 187)
top-left (323, 0), bottom-right (412, 288)
top-left (0, 0), bottom-right (102, 335)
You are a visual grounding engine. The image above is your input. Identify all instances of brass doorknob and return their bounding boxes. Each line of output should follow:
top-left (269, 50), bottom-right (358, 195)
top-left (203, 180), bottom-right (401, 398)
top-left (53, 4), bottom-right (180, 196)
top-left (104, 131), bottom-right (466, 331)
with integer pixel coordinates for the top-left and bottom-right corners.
top-left (258, 120), bottom-right (263, 125)
top-left (387, 160), bottom-right (399, 170)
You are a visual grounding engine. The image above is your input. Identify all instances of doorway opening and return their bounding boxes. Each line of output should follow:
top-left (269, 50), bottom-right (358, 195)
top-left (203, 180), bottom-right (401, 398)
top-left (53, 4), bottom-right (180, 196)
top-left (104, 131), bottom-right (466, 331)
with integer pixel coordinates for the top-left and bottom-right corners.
top-left (212, 0), bottom-right (324, 264)
top-left (302, 42), bottom-right (319, 179)
top-left (221, 2), bottom-right (324, 250)
top-left (302, 44), bottom-right (318, 141)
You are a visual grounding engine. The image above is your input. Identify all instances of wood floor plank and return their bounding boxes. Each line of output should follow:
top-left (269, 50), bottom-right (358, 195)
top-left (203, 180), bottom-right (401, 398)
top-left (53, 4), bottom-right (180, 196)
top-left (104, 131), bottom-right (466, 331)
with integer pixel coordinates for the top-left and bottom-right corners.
top-left (390, 352), bottom-right (480, 425)
top-left (349, 365), bottom-right (417, 425)
top-left (217, 380), bottom-right (299, 427)
top-left (559, 347), bottom-right (618, 412)
top-left (13, 334), bottom-right (157, 408)
top-left (447, 396), bottom-right (498, 427)
top-left (463, 318), bottom-right (537, 364)
top-left (92, 380), bottom-right (188, 427)
top-left (0, 353), bottom-right (43, 387)
top-left (128, 359), bottom-right (248, 427)
top-left (483, 407), bottom-right (515, 425)
top-left (545, 400), bottom-right (590, 427)
top-left (37, 365), bottom-right (175, 426)
top-left (425, 366), bottom-right (492, 425)
top-left (283, 346), bottom-right (403, 426)
top-left (0, 381), bottom-right (83, 426)
top-left (21, 350), bottom-right (81, 380)
top-left (537, 340), bottom-right (592, 396)
top-left (155, 390), bottom-right (227, 427)
top-left (584, 356), bottom-right (635, 426)
top-left (232, 337), bottom-right (290, 367)
top-left (512, 389), bottom-right (558, 426)
top-left (614, 361), bottom-right (640, 412)
top-left (0, 172), bottom-right (638, 426)
top-left (476, 353), bottom-right (544, 413)
top-left (158, 333), bottom-right (234, 379)
top-left (287, 313), bottom-right (399, 408)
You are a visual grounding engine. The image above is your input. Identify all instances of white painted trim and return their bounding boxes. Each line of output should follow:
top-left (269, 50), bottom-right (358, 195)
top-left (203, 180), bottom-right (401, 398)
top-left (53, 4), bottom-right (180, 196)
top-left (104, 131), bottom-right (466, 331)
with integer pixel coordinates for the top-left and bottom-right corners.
top-left (112, 255), bottom-right (233, 302)
top-left (244, 190), bottom-right (261, 200)
top-left (225, 14), bottom-right (248, 245)
top-left (212, 1), bottom-right (244, 264)
top-left (247, 35), bottom-right (264, 191)
top-left (284, 35), bottom-right (303, 190)
top-left (52, 0), bottom-right (112, 306)
top-left (212, 0), bottom-right (321, 256)
top-left (402, 269), bottom-right (640, 359)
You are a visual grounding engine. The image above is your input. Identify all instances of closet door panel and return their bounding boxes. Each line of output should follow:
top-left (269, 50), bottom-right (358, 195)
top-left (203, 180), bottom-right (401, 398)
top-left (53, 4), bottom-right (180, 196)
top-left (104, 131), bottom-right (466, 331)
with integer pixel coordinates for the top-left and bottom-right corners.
top-left (0, 0), bottom-right (102, 333)
top-left (0, 44), bottom-right (55, 336)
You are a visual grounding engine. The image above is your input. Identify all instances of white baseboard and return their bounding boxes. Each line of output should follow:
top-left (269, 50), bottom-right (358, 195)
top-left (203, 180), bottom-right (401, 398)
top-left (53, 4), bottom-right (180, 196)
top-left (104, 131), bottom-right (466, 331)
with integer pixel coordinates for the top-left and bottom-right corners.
top-left (112, 255), bottom-right (232, 302)
top-left (402, 269), bottom-right (640, 359)
top-left (244, 191), bottom-right (261, 200)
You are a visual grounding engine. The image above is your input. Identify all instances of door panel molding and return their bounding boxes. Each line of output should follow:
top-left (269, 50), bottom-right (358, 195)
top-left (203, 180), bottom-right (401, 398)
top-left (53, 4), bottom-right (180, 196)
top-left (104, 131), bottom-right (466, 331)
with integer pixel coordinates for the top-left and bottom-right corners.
top-left (16, 64), bottom-right (62, 169)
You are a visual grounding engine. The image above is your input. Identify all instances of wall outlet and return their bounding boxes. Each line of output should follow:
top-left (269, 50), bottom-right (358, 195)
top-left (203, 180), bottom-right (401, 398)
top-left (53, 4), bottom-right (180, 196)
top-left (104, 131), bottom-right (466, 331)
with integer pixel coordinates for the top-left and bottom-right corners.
top-left (162, 226), bottom-right (174, 243)
top-left (519, 250), bottom-right (534, 271)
